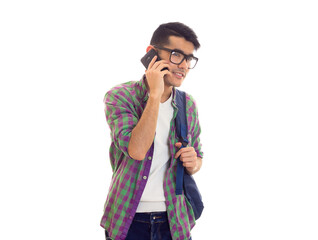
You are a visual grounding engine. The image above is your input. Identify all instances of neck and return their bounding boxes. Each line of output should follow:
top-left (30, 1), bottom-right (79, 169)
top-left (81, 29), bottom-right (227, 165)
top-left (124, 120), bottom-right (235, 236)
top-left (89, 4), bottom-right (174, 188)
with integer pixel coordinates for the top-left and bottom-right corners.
top-left (161, 85), bottom-right (173, 103)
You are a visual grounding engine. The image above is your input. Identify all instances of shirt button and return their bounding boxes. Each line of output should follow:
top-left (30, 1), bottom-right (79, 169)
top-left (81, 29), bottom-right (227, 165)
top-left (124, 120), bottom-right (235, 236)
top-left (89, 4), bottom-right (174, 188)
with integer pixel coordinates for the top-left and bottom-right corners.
top-left (148, 156), bottom-right (152, 160)
top-left (143, 176), bottom-right (147, 180)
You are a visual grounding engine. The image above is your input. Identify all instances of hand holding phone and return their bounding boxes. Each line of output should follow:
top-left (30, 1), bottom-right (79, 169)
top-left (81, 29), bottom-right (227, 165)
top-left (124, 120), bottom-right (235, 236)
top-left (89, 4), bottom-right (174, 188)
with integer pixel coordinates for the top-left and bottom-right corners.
top-left (141, 49), bottom-right (168, 71)
top-left (140, 49), bottom-right (171, 98)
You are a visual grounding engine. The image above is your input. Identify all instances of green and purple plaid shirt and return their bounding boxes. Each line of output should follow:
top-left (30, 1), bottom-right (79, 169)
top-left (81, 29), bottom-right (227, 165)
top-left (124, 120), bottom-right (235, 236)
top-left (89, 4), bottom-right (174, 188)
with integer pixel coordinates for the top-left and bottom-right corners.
top-left (100, 76), bottom-right (203, 240)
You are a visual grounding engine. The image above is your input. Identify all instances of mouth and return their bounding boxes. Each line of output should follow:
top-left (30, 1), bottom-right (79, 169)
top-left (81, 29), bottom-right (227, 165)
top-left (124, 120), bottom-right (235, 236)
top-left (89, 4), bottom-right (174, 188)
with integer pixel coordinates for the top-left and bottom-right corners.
top-left (173, 71), bottom-right (185, 79)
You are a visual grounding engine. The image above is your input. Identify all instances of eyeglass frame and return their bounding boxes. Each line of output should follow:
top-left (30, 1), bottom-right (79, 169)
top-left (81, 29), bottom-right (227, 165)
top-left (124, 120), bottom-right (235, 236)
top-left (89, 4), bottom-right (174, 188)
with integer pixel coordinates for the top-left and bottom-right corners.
top-left (153, 45), bottom-right (199, 69)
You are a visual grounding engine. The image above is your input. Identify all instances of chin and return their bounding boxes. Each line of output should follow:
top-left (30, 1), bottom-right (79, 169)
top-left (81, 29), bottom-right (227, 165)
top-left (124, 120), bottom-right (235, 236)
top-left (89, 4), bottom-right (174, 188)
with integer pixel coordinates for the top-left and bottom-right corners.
top-left (164, 76), bottom-right (185, 88)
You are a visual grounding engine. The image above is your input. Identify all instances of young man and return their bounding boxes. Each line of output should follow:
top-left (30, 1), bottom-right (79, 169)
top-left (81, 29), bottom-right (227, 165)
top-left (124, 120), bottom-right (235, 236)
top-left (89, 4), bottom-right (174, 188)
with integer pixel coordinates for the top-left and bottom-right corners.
top-left (101, 22), bottom-right (203, 240)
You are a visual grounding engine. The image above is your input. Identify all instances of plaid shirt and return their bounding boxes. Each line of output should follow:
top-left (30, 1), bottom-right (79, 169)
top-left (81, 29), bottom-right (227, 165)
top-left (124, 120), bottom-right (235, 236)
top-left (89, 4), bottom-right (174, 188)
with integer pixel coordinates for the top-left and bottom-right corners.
top-left (100, 76), bottom-right (203, 240)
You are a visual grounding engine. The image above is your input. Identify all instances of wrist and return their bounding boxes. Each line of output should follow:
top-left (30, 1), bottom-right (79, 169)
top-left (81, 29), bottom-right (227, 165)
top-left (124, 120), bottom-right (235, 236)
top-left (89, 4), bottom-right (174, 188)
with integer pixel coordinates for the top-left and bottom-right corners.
top-left (148, 93), bottom-right (162, 101)
top-left (186, 165), bottom-right (197, 175)
top-left (186, 158), bottom-right (201, 175)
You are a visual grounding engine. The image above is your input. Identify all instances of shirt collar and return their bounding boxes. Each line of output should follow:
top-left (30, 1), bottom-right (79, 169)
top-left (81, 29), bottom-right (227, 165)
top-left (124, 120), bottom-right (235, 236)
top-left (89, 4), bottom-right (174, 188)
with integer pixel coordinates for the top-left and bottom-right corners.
top-left (137, 75), bottom-right (177, 107)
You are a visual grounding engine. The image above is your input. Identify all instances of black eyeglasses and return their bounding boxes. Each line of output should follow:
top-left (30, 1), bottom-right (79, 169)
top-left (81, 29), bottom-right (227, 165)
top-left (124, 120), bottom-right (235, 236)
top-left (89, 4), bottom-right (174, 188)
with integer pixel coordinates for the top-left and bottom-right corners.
top-left (154, 45), bottom-right (198, 69)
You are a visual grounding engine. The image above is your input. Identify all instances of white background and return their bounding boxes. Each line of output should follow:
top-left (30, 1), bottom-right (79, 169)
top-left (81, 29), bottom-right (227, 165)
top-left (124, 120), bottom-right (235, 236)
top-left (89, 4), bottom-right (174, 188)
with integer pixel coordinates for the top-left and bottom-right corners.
top-left (1, 0), bottom-right (317, 239)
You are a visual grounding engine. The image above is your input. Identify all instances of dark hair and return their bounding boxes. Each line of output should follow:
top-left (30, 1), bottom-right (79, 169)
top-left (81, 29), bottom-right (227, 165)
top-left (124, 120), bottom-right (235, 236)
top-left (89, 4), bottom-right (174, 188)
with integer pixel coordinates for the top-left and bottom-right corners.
top-left (150, 22), bottom-right (200, 50)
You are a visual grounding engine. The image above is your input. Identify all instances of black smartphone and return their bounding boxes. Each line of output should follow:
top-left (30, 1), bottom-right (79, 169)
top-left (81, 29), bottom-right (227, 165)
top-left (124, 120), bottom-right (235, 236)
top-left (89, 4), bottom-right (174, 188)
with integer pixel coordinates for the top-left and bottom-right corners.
top-left (141, 49), bottom-right (161, 69)
top-left (141, 49), bottom-right (169, 71)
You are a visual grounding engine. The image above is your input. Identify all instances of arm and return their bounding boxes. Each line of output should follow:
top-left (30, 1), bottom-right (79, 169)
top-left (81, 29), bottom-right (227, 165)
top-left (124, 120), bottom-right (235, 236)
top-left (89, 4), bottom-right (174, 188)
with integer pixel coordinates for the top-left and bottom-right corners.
top-left (128, 95), bottom-right (160, 160)
top-left (105, 91), bottom-right (161, 161)
top-left (128, 55), bottom-right (171, 160)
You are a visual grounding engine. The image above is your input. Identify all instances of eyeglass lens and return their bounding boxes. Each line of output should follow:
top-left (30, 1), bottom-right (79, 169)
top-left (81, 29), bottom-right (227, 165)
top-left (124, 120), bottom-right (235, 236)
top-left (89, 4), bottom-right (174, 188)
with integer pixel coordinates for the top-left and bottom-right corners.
top-left (170, 51), bottom-right (197, 69)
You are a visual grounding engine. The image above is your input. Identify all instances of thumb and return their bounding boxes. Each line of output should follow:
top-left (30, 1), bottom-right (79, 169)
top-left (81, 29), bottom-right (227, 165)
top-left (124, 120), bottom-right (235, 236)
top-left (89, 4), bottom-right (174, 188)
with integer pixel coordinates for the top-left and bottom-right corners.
top-left (175, 142), bottom-right (182, 148)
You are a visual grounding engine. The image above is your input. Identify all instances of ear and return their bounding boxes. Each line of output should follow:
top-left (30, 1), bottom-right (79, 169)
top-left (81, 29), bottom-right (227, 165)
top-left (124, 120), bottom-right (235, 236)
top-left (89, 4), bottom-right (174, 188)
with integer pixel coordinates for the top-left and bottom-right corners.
top-left (146, 45), bottom-right (155, 53)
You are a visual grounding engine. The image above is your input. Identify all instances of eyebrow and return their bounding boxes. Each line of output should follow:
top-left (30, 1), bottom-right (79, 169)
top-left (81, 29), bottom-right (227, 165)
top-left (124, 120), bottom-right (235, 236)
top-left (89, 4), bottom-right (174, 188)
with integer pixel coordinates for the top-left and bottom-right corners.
top-left (173, 48), bottom-right (195, 58)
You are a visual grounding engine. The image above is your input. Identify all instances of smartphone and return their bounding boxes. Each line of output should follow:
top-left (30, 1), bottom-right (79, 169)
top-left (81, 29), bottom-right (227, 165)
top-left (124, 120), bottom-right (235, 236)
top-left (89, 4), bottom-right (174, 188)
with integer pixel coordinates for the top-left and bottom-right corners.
top-left (141, 49), bottom-right (160, 69)
top-left (140, 49), bottom-right (168, 71)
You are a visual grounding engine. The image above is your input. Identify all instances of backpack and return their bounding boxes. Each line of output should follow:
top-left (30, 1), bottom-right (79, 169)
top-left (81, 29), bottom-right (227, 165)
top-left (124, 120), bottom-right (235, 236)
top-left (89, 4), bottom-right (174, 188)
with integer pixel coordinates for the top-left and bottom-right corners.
top-left (175, 89), bottom-right (204, 220)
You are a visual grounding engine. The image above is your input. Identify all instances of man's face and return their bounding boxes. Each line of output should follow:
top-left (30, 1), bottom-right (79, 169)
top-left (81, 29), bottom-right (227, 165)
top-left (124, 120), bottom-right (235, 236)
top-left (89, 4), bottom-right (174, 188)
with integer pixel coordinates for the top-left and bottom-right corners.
top-left (157, 36), bottom-right (195, 88)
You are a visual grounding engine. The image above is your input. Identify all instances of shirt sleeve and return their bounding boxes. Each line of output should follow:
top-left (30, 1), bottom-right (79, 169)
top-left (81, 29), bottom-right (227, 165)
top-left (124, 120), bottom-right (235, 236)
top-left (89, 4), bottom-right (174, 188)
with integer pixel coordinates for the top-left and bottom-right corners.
top-left (104, 88), bottom-right (138, 159)
top-left (186, 93), bottom-right (204, 159)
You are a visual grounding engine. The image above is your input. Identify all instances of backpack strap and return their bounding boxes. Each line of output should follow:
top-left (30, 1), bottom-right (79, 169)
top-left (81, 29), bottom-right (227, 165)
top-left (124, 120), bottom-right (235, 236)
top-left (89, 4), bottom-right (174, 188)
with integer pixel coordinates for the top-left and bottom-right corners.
top-left (175, 89), bottom-right (188, 195)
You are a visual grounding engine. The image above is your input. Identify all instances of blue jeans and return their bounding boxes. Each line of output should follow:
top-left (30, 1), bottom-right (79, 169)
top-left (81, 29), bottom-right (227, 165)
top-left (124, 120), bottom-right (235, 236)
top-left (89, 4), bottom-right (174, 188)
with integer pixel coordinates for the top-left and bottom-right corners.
top-left (105, 212), bottom-right (192, 240)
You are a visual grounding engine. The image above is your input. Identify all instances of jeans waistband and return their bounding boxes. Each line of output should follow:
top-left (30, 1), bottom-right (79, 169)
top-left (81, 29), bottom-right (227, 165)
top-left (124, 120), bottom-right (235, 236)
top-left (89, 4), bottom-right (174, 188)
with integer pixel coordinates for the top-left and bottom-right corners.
top-left (133, 211), bottom-right (168, 223)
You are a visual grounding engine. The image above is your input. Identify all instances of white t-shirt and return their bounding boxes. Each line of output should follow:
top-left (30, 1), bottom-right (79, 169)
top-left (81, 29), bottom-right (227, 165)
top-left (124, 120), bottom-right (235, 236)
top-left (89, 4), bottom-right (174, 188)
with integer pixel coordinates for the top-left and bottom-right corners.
top-left (136, 94), bottom-right (174, 212)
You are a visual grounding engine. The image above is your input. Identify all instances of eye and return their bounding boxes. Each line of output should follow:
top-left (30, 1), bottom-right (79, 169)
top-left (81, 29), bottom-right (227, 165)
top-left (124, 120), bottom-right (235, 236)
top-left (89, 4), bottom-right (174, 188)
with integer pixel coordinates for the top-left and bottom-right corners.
top-left (187, 56), bottom-right (194, 61)
top-left (171, 51), bottom-right (182, 58)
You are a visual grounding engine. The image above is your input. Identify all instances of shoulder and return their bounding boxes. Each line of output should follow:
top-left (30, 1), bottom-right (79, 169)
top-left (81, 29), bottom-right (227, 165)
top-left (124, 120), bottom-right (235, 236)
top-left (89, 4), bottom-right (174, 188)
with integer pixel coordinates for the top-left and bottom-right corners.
top-left (104, 81), bottom-right (138, 104)
top-left (185, 92), bottom-right (199, 114)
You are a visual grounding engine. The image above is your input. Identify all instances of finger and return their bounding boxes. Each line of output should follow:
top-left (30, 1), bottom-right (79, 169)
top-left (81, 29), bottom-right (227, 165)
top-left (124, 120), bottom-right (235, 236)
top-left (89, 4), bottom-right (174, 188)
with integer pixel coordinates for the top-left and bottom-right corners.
top-left (175, 142), bottom-right (182, 148)
top-left (176, 148), bottom-right (197, 160)
top-left (180, 155), bottom-right (196, 163)
top-left (175, 148), bottom-right (191, 159)
top-left (162, 69), bottom-right (172, 77)
top-left (175, 146), bottom-right (189, 159)
top-left (153, 61), bottom-right (169, 71)
top-left (184, 162), bottom-right (196, 168)
top-left (183, 161), bottom-right (194, 167)
top-left (181, 150), bottom-right (197, 158)
top-left (147, 55), bottom-right (158, 70)
top-left (174, 142), bottom-right (183, 159)
top-left (175, 149), bottom-right (182, 159)
top-left (159, 63), bottom-right (170, 71)
top-left (180, 156), bottom-right (195, 163)
top-left (177, 147), bottom-right (195, 155)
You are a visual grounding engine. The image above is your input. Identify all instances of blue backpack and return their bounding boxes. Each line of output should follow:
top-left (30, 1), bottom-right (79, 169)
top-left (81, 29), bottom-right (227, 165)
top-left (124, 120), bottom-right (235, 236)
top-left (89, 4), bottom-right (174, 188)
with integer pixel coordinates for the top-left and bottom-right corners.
top-left (175, 89), bottom-right (204, 220)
